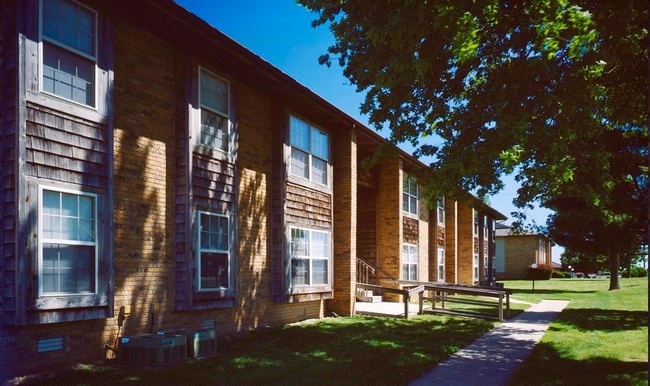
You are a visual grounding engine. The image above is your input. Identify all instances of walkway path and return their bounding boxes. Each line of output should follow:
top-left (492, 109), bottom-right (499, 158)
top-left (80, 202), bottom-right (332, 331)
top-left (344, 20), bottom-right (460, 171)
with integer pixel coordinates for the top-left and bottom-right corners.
top-left (409, 299), bottom-right (570, 386)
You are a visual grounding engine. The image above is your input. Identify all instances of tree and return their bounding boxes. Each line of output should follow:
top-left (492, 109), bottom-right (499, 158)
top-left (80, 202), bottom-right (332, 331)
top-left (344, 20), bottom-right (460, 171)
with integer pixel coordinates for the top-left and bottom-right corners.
top-left (560, 250), bottom-right (608, 275)
top-left (299, 0), bottom-right (648, 289)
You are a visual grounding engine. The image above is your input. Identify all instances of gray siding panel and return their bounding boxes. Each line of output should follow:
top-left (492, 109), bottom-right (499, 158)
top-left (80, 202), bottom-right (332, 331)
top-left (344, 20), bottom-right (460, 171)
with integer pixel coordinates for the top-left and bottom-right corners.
top-left (192, 152), bottom-right (235, 212)
top-left (285, 183), bottom-right (332, 230)
top-left (24, 104), bottom-right (109, 188)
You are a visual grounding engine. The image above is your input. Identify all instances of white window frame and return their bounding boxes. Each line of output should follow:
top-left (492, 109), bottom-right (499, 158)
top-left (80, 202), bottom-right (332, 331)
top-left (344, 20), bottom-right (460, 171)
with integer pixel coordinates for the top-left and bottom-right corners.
top-left (197, 211), bottom-right (231, 291)
top-left (38, 186), bottom-right (98, 297)
top-left (437, 197), bottom-right (445, 225)
top-left (437, 247), bottom-right (445, 282)
top-left (473, 209), bottom-right (479, 236)
top-left (473, 253), bottom-right (480, 282)
top-left (402, 244), bottom-right (418, 281)
top-left (289, 227), bottom-right (331, 287)
top-left (38, 0), bottom-right (98, 108)
top-left (403, 175), bottom-right (418, 216)
top-left (288, 115), bottom-right (330, 187)
top-left (197, 67), bottom-right (231, 154)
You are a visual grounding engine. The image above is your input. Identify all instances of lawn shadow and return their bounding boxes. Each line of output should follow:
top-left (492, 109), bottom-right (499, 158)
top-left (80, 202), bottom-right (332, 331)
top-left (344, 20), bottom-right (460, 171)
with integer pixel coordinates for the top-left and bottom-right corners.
top-left (12, 315), bottom-right (495, 386)
top-left (509, 341), bottom-right (648, 386)
top-left (556, 309), bottom-right (648, 332)
top-left (512, 288), bottom-right (598, 296)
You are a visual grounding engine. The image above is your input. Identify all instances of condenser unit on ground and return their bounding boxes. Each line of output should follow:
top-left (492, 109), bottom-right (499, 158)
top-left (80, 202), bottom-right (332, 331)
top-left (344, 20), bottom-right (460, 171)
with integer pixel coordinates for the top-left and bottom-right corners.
top-left (118, 333), bottom-right (187, 366)
top-left (158, 328), bottom-right (217, 358)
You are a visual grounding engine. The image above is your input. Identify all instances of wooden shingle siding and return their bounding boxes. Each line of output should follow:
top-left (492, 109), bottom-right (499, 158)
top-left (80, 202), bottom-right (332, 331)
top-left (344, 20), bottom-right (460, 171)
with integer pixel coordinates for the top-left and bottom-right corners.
top-left (25, 103), bottom-right (109, 188)
top-left (403, 216), bottom-right (418, 244)
top-left (192, 152), bottom-right (235, 212)
top-left (437, 225), bottom-right (445, 246)
top-left (285, 183), bottom-right (331, 230)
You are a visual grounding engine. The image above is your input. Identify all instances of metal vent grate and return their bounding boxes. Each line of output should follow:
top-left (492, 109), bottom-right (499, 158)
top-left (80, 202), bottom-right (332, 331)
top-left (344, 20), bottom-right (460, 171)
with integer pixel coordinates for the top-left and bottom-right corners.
top-left (38, 337), bottom-right (64, 353)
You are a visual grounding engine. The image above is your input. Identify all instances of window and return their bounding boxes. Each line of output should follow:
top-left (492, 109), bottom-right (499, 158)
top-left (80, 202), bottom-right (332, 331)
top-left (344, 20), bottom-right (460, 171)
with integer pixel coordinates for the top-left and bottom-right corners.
top-left (473, 210), bottom-right (479, 236)
top-left (289, 115), bottom-right (329, 185)
top-left (40, 0), bottom-right (97, 107)
top-left (40, 188), bottom-right (97, 295)
top-left (197, 212), bottom-right (230, 290)
top-left (538, 239), bottom-right (546, 264)
top-left (437, 197), bottom-right (445, 224)
top-left (437, 247), bottom-right (445, 282)
top-left (473, 254), bottom-right (479, 282)
top-left (402, 244), bottom-right (418, 281)
top-left (199, 68), bottom-right (230, 152)
top-left (290, 228), bottom-right (330, 286)
top-left (403, 175), bottom-right (418, 215)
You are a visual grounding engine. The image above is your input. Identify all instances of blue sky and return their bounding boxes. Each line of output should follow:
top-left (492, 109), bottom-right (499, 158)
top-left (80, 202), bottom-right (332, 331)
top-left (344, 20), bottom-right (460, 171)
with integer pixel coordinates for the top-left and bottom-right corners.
top-left (174, 0), bottom-right (563, 261)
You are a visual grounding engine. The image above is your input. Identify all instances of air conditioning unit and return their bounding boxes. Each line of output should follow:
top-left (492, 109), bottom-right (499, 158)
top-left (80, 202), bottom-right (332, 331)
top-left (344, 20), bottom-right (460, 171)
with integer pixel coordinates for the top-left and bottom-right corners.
top-left (158, 329), bottom-right (217, 358)
top-left (118, 334), bottom-right (187, 366)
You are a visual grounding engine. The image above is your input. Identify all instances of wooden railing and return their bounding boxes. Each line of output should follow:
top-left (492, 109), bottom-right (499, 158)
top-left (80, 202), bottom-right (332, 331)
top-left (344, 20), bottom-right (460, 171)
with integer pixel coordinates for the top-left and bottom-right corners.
top-left (356, 283), bottom-right (425, 319)
top-left (356, 257), bottom-right (398, 285)
top-left (400, 281), bottom-right (511, 322)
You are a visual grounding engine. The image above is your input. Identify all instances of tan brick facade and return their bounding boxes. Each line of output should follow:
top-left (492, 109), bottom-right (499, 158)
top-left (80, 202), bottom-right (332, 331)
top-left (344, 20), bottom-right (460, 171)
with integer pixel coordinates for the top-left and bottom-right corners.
top-left (495, 233), bottom-right (553, 280)
top-left (1, 2), bottom-right (508, 378)
top-left (376, 157), bottom-right (402, 282)
top-left (456, 201), bottom-right (477, 285)
top-left (330, 129), bottom-right (358, 316)
top-left (444, 200), bottom-right (458, 283)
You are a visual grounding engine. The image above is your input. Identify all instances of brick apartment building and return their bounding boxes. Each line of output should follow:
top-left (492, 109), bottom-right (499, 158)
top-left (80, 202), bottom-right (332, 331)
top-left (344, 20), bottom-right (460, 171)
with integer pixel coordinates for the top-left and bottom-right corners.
top-left (495, 225), bottom-right (553, 280)
top-left (0, 0), bottom-right (506, 378)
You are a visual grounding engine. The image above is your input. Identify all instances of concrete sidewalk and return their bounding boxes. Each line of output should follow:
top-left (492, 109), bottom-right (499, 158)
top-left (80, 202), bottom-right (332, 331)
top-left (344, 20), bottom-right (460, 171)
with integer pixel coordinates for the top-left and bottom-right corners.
top-left (409, 299), bottom-right (570, 386)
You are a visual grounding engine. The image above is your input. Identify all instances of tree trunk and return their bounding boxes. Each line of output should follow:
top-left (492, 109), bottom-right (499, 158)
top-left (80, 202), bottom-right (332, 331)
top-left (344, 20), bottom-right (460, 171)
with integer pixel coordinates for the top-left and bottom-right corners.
top-left (608, 252), bottom-right (620, 290)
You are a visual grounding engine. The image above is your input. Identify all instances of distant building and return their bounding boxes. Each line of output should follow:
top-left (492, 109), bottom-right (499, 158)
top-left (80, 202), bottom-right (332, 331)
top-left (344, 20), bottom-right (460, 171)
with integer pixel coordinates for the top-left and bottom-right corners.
top-left (495, 225), bottom-right (553, 280)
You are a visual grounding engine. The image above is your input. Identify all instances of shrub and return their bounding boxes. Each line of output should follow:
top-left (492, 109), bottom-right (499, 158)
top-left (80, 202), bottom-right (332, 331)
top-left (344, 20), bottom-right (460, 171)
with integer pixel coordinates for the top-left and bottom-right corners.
top-left (630, 267), bottom-right (648, 278)
top-left (527, 264), bottom-right (553, 280)
top-left (551, 271), bottom-right (568, 279)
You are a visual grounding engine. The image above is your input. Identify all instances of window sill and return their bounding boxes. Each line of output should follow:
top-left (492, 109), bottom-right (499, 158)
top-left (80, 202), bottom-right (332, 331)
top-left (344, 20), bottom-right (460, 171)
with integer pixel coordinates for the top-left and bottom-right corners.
top-left (288, 285), bottom-right (332, 295)
top-left (26, 91), bottom-right (108, 123)
top-left (32, 294), bottom-right (107, 310)
top-left (193, 289), bottom-right (235, 300)
top-left (193, 143), bottom-right (233, 164)
top-left (287, 175), bottom-right (331, 195)
top-left (402, 211), bottom-right (419, 219)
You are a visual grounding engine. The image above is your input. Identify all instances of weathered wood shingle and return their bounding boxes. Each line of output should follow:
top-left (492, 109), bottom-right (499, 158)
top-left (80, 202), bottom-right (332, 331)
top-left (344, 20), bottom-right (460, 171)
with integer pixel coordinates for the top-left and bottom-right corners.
top-left (24, 103), bottom-right (109, 188)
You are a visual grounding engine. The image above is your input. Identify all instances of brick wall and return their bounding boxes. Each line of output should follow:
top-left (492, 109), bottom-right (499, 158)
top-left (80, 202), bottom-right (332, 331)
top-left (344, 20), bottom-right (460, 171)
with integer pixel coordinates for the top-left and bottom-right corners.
top-left (1, 19), bottom-right (329, 379)
top-left (444, 200), bottom-right (458, 283)
top-left (357, 186), bottom-right (377, 265)
top-left (376, 157), bottom-right (402, 282)
top-left (417, 214), bottom-right (430, 282)
top-left (329, 128), bottom-right (357, 316)
top-left (497, 235), bottom-right (551, 280)
top-left (457, 201), bottom-right (475, 285)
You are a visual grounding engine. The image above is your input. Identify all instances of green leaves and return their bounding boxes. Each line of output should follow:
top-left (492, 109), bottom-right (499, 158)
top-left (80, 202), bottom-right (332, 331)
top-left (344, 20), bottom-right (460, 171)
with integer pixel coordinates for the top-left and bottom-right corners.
top-left (451, 12), bottom-right (481, 64)
top-left (299, 0), bottom-right (648, 260)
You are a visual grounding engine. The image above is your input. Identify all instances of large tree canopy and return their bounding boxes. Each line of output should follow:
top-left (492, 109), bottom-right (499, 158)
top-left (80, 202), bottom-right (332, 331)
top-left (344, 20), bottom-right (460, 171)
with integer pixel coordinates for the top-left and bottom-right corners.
top-left (299, 0), bottom-right (648, 288)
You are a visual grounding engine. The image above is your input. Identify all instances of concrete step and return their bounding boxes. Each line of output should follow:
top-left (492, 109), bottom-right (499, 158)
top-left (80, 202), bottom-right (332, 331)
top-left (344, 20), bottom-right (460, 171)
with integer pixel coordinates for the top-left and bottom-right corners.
top-left (356, 289), bottom-right (382, 303)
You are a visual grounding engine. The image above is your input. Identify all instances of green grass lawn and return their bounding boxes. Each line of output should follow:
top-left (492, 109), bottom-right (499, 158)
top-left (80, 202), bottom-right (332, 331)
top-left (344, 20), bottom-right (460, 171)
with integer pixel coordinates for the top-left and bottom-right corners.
top-left (506, 277), bottom-right (648, 386)
top-left (13, 278), bottom-right (647, 386)
top-left (16, 314), bottom-right (495, 386)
